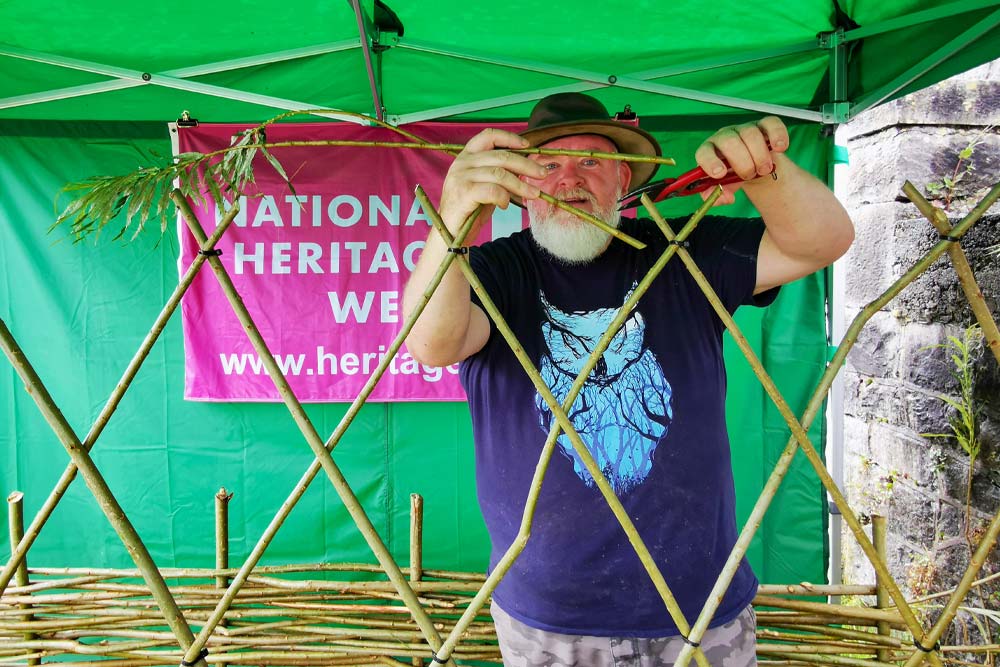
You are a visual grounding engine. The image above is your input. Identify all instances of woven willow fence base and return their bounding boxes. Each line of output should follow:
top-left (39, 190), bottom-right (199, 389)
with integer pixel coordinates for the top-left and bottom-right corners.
top-left (1, 117), bottom-right (998, 667)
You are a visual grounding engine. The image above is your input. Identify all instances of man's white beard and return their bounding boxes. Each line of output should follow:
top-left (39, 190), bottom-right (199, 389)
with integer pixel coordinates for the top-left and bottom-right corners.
top-left (527, 187), bottom-right (623, 265)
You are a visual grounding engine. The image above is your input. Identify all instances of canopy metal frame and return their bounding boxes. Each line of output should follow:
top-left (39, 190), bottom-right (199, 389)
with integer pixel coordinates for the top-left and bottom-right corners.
top-left (1, 0), bottom-right (998, 125)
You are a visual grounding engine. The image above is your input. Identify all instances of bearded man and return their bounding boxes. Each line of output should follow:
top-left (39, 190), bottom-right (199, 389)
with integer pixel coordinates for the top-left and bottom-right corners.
top-left (403, 93), bottom-right (854, 667)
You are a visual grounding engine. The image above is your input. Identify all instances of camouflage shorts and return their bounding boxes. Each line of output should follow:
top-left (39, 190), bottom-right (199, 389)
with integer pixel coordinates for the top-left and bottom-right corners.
top-left (491, 604), bottom-right (757, 667)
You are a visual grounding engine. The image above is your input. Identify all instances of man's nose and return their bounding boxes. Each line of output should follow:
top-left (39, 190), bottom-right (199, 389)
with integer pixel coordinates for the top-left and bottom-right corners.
top-left (554, 163), bottom-right (585, 189)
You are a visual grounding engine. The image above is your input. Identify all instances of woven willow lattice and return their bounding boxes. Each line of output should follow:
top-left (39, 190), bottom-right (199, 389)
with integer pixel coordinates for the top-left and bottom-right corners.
top-left (2, 116), bottom-right (999, 666)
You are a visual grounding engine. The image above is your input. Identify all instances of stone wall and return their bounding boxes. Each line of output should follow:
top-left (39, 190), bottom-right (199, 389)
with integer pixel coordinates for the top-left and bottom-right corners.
top-left (838, 60), bottom-right (1000, 640)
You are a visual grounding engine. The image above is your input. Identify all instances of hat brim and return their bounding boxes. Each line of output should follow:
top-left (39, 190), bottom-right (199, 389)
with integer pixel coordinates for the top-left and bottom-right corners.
top-left (510, 120), bottom-right (661, 207)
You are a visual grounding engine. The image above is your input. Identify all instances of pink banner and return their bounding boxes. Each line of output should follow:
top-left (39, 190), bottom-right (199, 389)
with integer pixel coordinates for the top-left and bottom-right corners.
top-left (177, 121), bottom-right (526, 402)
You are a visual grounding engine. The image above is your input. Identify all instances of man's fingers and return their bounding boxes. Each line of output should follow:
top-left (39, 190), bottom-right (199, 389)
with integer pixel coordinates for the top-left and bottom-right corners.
top-left (697, 116), bottom-right (790, 182)
top-left (463, 128), bottom-right (531, 154)
top-left (758, 116), bottom-right (789, 152)
top-left (694, 142), bottom-right (729, 179)
top-left (700, 132), bottom-right (757, 180)
top-left (463, 166), bottom-right (540, 202)
top-left (461, 148), bottom-right (547, 180)
top-left (738, 125), bottom-right (772, 177)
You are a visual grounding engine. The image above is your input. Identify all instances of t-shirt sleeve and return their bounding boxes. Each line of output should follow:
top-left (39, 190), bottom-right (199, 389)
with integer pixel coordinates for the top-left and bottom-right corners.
top-left (678, 214), bottom-right (778, 313)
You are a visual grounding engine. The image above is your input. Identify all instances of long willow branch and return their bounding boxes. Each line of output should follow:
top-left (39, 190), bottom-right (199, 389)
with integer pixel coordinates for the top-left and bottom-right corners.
top-left (0, 202), bottom-right (241, 598)
top-left (172, 192), bottom-right (458, 667)
top-left (418, 188), bottom-right (719, 667)
top-left (0, 321), bottom-right (205, 666)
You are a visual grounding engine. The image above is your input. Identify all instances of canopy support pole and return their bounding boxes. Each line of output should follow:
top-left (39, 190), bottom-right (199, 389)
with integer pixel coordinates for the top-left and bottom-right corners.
top-left (350, 0), bottom-right (385, 122)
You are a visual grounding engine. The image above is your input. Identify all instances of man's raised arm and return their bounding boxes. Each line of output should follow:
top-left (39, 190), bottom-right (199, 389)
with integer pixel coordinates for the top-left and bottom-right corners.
top-left (402, 129), bottom-right (544, 367)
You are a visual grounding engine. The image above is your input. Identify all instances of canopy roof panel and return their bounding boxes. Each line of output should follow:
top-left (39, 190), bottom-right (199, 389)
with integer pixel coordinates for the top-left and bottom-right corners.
top-left (0, 0), bottom-right (998, 128)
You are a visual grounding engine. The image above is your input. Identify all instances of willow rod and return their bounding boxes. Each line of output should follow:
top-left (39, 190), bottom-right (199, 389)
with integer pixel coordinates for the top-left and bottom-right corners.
top-left (198, 138), bottom-right (677, 167)
top-left (753, 596), bottom-right (902, 624)
top-left (0, 202), bottom-right (241, 598)
top-left (764, 623), bottom-right (904, 648)
top-left (410, 493), bottom-right (424, 667)
top-left (169, 200), bottom-right (484, 667)
top-left (215, 487), bottom-right (232, 667)
top-left (173, 192), bottom-right (457, 667)
top-left (27, 564), bottom-right (487, 581)
top-left (0, 319), bottom-right (206, 666)
top-left (756, 584), bottom-right (876, 596)
top-left (418, 186), bottom-right (717, 667)
top-left (667, 181), bottom-right (1000, 667)
top-left (873, 515), bottom-right (891, 662)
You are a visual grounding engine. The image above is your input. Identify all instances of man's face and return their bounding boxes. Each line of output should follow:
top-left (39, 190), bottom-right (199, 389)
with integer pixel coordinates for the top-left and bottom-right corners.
top-left (522, 134), bottom-right (631, 264)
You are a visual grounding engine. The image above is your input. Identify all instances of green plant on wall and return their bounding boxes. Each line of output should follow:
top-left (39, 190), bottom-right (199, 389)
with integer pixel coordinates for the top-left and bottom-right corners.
top-left (923, 324), bottom-right (984, 536)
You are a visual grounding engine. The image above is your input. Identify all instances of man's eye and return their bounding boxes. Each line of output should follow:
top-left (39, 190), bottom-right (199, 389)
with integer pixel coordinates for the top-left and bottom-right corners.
top-left (581, 159), bottom-right (599, 167)
top-left (543, 162), bottom-right (560, 171)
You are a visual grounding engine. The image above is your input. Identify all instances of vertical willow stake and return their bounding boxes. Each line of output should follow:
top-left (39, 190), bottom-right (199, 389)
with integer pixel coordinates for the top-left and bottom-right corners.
top-left (215, 488), bottom-right (233, 590)
top-left (410, 493), bottom-right (424, 667)
top-left (873, 515), bottom-right (891, 663)
top-left (172, 191), bottom-right (456, 667)
top-left (215, 488), bottom-right (232, 667)
top-left (0, 319), bottom-right (207, 667)
top-left (416, 188), bottom-right (716, 667)
top-left (410, 494), bottom-right (423, 584)
top-left (7, 492), bottom-right (38, 667)
top-left (0, 202), bottom-right (242, 598)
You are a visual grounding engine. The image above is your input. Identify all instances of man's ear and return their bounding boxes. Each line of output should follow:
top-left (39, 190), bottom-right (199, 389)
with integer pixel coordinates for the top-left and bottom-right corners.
top-left (619, 161), bottom-right (632, 188)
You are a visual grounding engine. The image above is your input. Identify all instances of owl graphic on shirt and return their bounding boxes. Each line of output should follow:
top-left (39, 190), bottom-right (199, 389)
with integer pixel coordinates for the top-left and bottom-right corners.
top-left (535, 284), bottom-right (673, 494)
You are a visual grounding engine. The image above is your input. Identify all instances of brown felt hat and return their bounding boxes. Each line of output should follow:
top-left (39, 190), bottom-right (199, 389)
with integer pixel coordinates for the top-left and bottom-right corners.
top-left (519, 92), bottom-right (662, 195)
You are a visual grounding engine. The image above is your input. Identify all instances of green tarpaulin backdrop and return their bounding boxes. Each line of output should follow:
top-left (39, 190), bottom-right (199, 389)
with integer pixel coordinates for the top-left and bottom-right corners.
top-left (2, 0), bottom-right (999, 592)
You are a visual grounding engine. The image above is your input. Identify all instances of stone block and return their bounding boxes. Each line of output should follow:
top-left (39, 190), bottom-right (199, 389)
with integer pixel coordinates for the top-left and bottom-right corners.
top-left (897, 322), bottom-right (954, 390)
top-left (868, 421), bottom-right (938, 489)
top-left (843, 203), bottom-right (905, 308)
top-left (841, 65), bottom-right (1000, 139)
top-left (846, 311), bottom-right (898, 377)
top-left (843, 413), bottom-right (870, 459)
top-left (883, 481), bottom-right (936, 548)
top-left (843, 128), bottom-right (1000, 210)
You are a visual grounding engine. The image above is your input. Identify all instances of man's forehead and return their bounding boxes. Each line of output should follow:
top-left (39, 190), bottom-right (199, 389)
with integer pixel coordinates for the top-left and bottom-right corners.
top-left (536, 133), bottom-right (619, 152)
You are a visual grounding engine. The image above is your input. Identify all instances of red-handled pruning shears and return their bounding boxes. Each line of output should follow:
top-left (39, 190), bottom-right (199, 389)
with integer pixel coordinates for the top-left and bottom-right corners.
top-left (617, 141), bottom-right (777, 210)
top-left (616, 166), bottom-right (751, 210)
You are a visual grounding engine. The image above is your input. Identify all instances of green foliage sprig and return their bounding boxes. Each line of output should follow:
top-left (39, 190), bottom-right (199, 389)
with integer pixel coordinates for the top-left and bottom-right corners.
top-left (51, 125), bottom-right (288, 242)
top-left (925, 126), bottom-right (994, 212)
top-left (922, 324), bottom-right (985, 549)
top-left (49, 109), bottom-right (436, 242)
top-left (922, 325), bottom-right (984, 465)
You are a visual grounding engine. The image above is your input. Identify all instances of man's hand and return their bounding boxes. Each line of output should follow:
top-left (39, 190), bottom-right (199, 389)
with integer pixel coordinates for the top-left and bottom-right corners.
top-left (688, 117), bottom-right (853, 294)
top-left (695, 117), bottom-right (789, 206)
top-left (439, 128), bottom-right (544, 234)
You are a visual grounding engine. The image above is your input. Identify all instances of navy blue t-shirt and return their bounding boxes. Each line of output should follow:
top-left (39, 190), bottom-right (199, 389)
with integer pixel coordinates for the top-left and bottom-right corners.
top-left (459, 215), bottom-right (777, 637)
